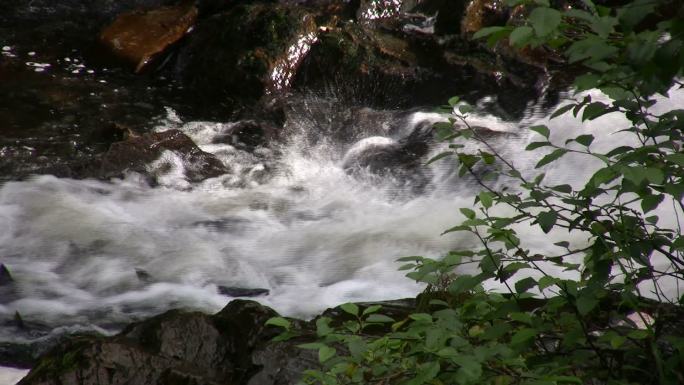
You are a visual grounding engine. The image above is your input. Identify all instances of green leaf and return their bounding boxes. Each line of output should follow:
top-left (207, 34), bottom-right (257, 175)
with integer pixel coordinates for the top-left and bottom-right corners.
top-left (510, 312), bottom-right (533, 325)
top-left (526, 141), bottom-right (551, 151)
top-left (473, 26), bottom-right (507, 40)
top-left (550, 103), bottom-right (575, 119)
top-left (504, 262), bottom-right (532, 273)
top-left (610, 334), bottom-right (627, 348)
top-left (601, 86), bottom-right (631, 101)
top-left (529, 7), bottom-right (562, 37)
top-left (515, 277), bottom-right (538, 293)
top-left (347, 337), bottom-right (367, 359)
top-left (511, 328), bottom-right (537, 345)
top-left (509, 26), bottom-right (534, 47)
top-left (628, 329), bottom-right (651, 340)
top-left (576, 295), bottom-right (599, 315)
top-left (340, 303), bottom-right (359, 317)
top-left (590, 167), bottom-right (619, 187)
top-left (575, 134), bottom-right (594, 147)
top-left (641, 194), bottom-right (664, 213)
top-left (574, 74), bottom-right (601, 91)
top-left (564, 8), bottom-right (595, 23)
top-left (460, 208), bottom-right (476, 219)
top-left (409, 313), bottom-right (433, 323)
top-left (265, 317), bottom-right (291, 329)
top-left (538, 276), bottom-right (560, 289)
top-left (459, 104), bottom-right (474, 114)
top-left (366, 314), bottom-right (395, 323)
top-left (582, 102), bottom-right (610, 121)
top-left (481, 151), bottom-right (496, 164)
top-left (590, 16), bottom-right (617, 38)
top-left (318, 345), bottom-right (336, 363)
top-left (443, 252), bottom-right (465, 265)
top-left (666, 153), bottom-right (684, 167)
top-left (362, 305), bottom-right (382, 316)
top-left (405, 361), bottom-right (440, 385)
top-left (452, 356), bottom-right (483, 383)
top-left (481, 322), bottom-right (512, 340)
top-left (449, 275), bottom-right (480, 294)
top-left (536, 149), bottom-right (568, 168)
top-left (529, 125), bottom-right (550, 138)
top-left (622, 166), bottom-right (649, 185)
top-left (537, 211), bottom-right (558, 233)
top-left (618, 0), bottom-right (657, 30)
top-left (480, 253), bottom-right (501, 274)
top-left (645, 168), bottom-right (665, 184)
top-left (448, 96), bottom-right (460, 106)
top-left (552, 184), bottom-right (572, 193)
top-left (316, 317), bottom-right (333, 337)
top-left (441, 225), bottom-right (471, 234)
top-left (426, 151), bottom-right (454, 165)
top-left (479, 192), bottom-right (494, 208)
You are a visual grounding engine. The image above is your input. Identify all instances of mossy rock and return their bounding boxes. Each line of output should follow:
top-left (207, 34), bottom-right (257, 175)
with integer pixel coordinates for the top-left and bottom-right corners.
top-left (19, 337), bottom-right (95, 383)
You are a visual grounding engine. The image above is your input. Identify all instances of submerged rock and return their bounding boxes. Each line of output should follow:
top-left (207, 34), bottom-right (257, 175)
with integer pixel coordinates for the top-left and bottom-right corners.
top-left (0, 264), bottom-right (19, 304)
top-left (218, 286), bottom-right (270, 297)
top-left (99, 3), bottom-right (199, 72)
top-left (0, 264), bottom-right (13, 287)
top-left (341, 121), bottom-right (433, 189)
top-left (100, 129), bottom-right (229, 182)
top-left (134, 268), bottom-right (152, 283)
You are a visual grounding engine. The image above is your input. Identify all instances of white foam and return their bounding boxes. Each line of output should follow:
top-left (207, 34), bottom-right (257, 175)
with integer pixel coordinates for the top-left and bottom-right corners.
top-left (0, 367), bottom-right (29, 385)
top-left (0, 87), bottom-right (682, 338)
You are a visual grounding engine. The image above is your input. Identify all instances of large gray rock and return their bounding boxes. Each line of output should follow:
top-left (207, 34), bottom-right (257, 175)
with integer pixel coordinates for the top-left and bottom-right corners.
top-left (18, 300), bottom-right (287, 385)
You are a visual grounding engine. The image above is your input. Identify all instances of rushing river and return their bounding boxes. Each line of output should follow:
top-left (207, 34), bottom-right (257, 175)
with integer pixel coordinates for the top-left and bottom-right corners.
top-left (1, 88), bottom-right (683, 380)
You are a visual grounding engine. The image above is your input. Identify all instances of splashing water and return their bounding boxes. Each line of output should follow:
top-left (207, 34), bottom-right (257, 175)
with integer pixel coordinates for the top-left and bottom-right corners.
top-left (1, 88), bottom-right (683, 350)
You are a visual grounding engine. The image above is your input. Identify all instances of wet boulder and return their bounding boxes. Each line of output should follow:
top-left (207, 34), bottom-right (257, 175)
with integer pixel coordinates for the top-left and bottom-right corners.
top-left (175, 3), bottom-right (318, 114)
top-left (100, 129), bottom-right (229, 182)
top-left (99, 3), bottom-right (199, 72)
top-left (212, 120), bottom-right (280, 150)
top-left (341, 125), bottom-right (432, 190)
top-left (293, 17), bottom-right (536, 111)
top-left (293, 22), bottom-right (441, 106)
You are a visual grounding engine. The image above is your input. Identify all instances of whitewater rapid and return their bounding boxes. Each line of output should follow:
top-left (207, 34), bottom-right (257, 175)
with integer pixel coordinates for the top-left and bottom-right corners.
top-left (1, 88), bottom-right (682, 355)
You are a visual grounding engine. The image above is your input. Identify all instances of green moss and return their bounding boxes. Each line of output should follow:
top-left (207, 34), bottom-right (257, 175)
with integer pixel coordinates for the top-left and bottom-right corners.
top-left (25, 339), bottom-right (92, 381)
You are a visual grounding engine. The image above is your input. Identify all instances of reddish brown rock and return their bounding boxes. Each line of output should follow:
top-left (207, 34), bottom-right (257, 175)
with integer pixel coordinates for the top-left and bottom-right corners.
top-left (99, 3), bottom-right (198, 72)
top-left (462, 0), bottom-right (507, 35)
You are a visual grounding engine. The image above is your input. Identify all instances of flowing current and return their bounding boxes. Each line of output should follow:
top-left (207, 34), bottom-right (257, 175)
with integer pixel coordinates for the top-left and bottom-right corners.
top-left (1, 89), bottom-right (683, 365)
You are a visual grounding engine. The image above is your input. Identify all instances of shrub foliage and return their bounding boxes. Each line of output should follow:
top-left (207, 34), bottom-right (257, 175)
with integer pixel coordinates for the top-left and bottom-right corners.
top-left (271, 1), bottom-right (684, 384)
